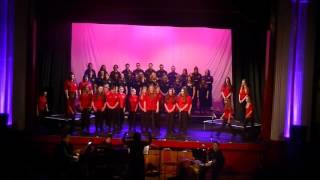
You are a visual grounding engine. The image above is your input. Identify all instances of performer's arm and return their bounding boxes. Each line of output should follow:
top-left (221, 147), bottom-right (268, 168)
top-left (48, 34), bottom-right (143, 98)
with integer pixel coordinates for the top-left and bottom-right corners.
top-left (206, 90), bottom-right (209, 99)
top-left (245, 110), bottom-right (253, 119)
top-left (192, 87), bottom-right (196, 99)
top-left (65, 90), bottom-right (69, 99)
top-left (92, 101), bottom-right (96, 112)
top-left (156, 101), bottom-right (159, 113)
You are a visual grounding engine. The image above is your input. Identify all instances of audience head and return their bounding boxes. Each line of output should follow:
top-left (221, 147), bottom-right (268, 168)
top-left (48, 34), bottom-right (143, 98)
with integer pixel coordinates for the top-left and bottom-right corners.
top-left (212, 141), bottom-right (220, 151)
top-left (133, 132), bottom-right (141, 142)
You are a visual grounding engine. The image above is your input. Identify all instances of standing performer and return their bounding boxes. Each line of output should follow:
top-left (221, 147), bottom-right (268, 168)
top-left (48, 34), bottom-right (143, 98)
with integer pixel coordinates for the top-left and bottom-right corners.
top-left (139, 86), bottom-right (147, 132)
top-left (79, 75), bottom-right (93, 95)
top-left (167, 65), bottom-right (178, 87)
top-left (244, 96), bottom-right (254, 130)
top-left (118, 86), bottom-right (126, 132)
top-left (220, 99), bottom-right (233, 127)
top-left (95, 71), bottom-right (107, 92)
top-left (128, 88), bottom-right (139, 132)
top-left (144, 63), bottom-right (156, 82)
top-left (155, 86), bottom-right (163, 131)
top-left (180, 68), bottom-right (188, 87)
top-left (122, 63), bottom-right (132, 83)
top-left (133, 63), bottom-right (144, 78)
top-left (149, 72), bottom-right (158, 86)
top-left (64, 72), bottom-right (78, 133)
top-left (199, 79), bottom-right (209, 114)
top-left (176, 88), bottom-right (192, 137)
top-left (79, 86), bottom-right (93, 134)
top-left (98, 65), bottom-right (108, 77)
top-left (221, 77), bottom-right (233, 102)
top-left (159, 75), bottom-right (170, 95)
top-left (173, 77), bottom-right (182, 96)
top-left (156, 64), bottom-right (167, 80)
top-left (145, 85), bottom-right (159, 135)
top-left (164, 88), bottom-right (176, 137)
top-left (110, 64), bottom-right (122, 85)
top-left (186, 76), bottom-right (196, 112)
top-left (92, 86), bottom-right (106, 136)
top-left (238, 79), bottom-right (249, 123)
top-left (204, 69), bottom-right (213, 111)
top-left (83, 62), bottom-right (96, 81)
top-left (191, 67), bottom-right (202, 111)
top-left (106, 86), bottom-right (119, 133)
top-left (36, 90), bottom-right (49, 128)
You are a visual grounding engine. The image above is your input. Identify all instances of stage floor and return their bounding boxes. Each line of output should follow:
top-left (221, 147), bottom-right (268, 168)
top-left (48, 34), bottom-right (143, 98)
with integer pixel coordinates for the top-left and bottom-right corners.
top-left (40, 112), bottom-right (261, 144)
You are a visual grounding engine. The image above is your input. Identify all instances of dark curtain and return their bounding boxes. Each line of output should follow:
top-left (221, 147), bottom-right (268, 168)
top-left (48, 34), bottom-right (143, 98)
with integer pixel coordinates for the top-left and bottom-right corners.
top-left (232, 27), bottom-right (266, 123)
top-left (37, 20), bottom-right (71, 114)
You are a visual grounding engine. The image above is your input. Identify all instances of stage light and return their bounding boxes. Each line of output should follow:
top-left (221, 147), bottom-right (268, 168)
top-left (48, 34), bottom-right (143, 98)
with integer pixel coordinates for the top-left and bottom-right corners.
top-left (0, 0), bottom-right (14, 125)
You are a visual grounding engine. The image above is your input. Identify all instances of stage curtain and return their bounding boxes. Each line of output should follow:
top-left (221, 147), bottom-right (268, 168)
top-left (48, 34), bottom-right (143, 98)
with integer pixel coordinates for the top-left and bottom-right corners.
top-left (37, 21), bottom-right (71, 114)
top-left (232, 27), bottom-right (266, 123)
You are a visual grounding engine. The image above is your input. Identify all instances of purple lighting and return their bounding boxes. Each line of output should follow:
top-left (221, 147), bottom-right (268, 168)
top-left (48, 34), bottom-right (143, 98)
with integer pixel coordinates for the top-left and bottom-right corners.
top-left (0, 0), bottom-right (14, 125)
top-left (285, 0), bottom-right (308, 137)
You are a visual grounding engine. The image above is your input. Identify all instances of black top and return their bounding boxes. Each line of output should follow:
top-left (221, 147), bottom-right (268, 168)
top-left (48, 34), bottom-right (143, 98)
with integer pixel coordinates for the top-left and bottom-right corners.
top-left (191, 73), bottom-right (202, 89)
top-left (133, 69), bottom-right (144, 77)
top-left (156, 69), bottom-right (167, 79)
top-left (207, 150), bottom-right (225, 171)
top-left (204, 75), bottom-right (213, 91)
top-left (84, 69), bottom-right (97, 80)
top-left (168, 72), bottom-right (178, 86)
top-left (122, 69), bottom-right (133, 83)
top-left (144, 68), bottom-right (156, 80)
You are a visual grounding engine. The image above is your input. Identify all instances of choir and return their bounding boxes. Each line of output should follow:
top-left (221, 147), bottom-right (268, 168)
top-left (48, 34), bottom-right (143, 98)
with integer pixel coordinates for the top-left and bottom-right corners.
top-left (60, 62), bottom-right (254, 136)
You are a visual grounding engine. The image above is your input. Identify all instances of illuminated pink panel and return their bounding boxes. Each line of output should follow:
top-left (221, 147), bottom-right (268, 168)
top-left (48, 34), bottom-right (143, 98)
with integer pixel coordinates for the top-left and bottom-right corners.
top-left (72, 23), bottom-right (232, 110)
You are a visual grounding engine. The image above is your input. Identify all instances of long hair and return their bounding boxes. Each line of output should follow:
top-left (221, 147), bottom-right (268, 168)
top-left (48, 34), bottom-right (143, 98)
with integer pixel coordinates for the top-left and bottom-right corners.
top-left (224, 77), bottom-right (232, 87)
top-left (180, 87), bottom-right (188, 103)
top-left (165, 88), bottom-right (176, 103)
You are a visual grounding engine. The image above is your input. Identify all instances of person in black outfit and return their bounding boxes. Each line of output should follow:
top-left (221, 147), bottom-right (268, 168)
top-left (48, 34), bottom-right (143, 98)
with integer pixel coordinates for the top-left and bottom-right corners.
top-left (168, 65), bottom-right (178, 87)
top-left (83, 62), bottom-right (96, 80)
top-left (199, 79), bottom-right (209, 114)
top-left (180, 68), bottom-right (188, 87)
top-left (144, 63), bottom-right (156, 81)
top-left (122, 63), bottom-right (133, 83)
top-left (207, 142), bottom-right (225, 180)
top-left (204, 69), bottom-right (213, 111)
top-left (123, 132), bottom-right (152, 180)
top-left (133, 63), bottom-right (144, 78)
top-left (54, 134), bottom-right (79, 180)
top-left (156, 64), bottom-right (167, 79)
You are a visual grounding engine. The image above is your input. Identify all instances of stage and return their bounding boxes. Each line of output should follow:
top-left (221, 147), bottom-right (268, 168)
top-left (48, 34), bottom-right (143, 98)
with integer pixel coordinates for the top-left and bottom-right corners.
top-left (40, 111), bottom-right (261, 144)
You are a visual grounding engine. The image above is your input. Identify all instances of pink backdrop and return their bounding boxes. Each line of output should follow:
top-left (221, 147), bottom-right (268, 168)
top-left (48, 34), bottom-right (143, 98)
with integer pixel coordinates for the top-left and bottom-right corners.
top-left (71, 23), bottom-right (232, 111)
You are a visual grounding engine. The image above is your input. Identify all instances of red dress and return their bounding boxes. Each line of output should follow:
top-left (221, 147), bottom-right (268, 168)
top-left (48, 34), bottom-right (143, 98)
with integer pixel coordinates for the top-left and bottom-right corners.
top-left (38, 95), bottom-right (47, 112)
top-left (164, 96), bottom-right (176, 112)
top-left (145, 93), bottom-right (158, 111)
top-left (245, 103), bottom-right (254, 119)
top-left (93, 94), bottom-right (106, 111)
top-left (64, 80), bottom-right (78, 114)
top-left (139, 94), bottom-right (146, 111)
top-left (239, 86), bottom-right (249, 102)
top-left (106, 92), bottom-right (119, 109)
top-left (80, 92), bottom-right (92, 109)
top-left (129, 95), bottom-right (139, 112)
top-left (79, 80), bottom-right (92, 92)
top-left (222, 106), bottom-right (233, 120)
top-left (176, 95), bottom-right (192, 112)
top-left (118, 93), bottom-right (126, 109)
top-left (221, 84), bottom-right (232, 99)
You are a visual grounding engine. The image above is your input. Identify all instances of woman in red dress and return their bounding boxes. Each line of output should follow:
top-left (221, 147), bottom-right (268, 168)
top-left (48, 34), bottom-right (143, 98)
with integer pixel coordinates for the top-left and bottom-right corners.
top-left (37, 90), bottom-right (49, 129)
top-left (145, 85), bottom-right (159, 134)
top-left (128, 88), bottom-right (139, 132)
top-left (139, 86), bottom-right (147, 132)
top-left (117, 86), bottom-right (126, 132)
top-left (64, 72), bottom-right (78, 133)
top-left (92, 86), bottom-right (106, 135)
top-left (106, 86), bottom-right (119, 133)
top-left (176, 87), bottom-right (192, 136)
top-left (221, 77), bottom-right (233, 102)
top-left (238, 79), bottom-right (249, 123)
top-left (79, 75), bottom-right (93, 95)
top-left (79, 85), bottom-right (93, 134)
top-left (220, 99), bottom-right (233, 126)
top-left (164, 88), bottom-right (176, 137)
top-left (244, 96), bottom-right (254, 130)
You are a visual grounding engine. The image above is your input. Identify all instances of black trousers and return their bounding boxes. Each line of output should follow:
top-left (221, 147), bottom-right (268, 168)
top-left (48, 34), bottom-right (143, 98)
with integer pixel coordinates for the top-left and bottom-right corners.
top-left (95, 110), bottom-right (104, 133)
top-left (128, 111), bottom-right (137, 131)
top-left (81, 108), bottom-right (91, 132)
top-left (167, 112), bottom-right (175, 134)
top-left (239, 101), bottom-right (247, 123)
top-left (147, 110), bottom-right (156, 132)
top-left (108, 109), bottom-right (118, 131)
top-left (118, 108), bottom-right (125, 131)
top-left (140, 111), bottom-right (147, 132)
top-left (179, 111), bottom-right (189, 135)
